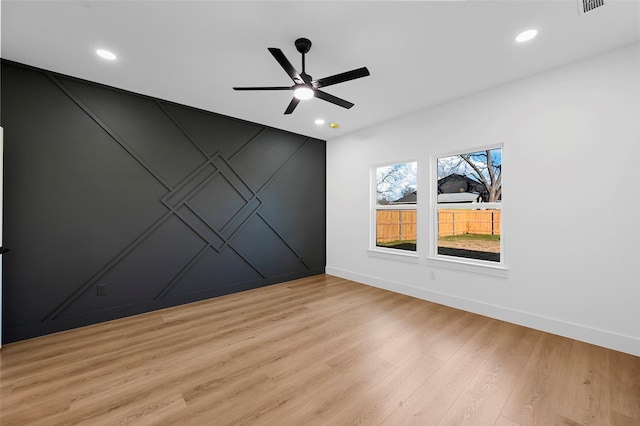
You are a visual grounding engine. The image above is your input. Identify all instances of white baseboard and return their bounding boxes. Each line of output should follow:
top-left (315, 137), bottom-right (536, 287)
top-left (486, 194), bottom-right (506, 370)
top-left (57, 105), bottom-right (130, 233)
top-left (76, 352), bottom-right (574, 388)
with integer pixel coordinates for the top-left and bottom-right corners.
top-left (326, 266), bottom-right (640, 357)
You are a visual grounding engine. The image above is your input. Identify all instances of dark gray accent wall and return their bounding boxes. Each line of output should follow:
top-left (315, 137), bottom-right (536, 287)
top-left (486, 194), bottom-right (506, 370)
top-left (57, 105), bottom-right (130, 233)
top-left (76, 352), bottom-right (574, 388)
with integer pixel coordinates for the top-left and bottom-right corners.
top-left (1, 61), bottom-right (326, 343)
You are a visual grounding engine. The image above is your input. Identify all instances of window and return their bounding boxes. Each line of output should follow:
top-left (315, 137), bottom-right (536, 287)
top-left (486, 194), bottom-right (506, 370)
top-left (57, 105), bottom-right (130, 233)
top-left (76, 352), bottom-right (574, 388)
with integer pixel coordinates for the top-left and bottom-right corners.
top-left (435, 147), bottom-right (502, 263)
top-left (374, 162), bottom-right (417, 251)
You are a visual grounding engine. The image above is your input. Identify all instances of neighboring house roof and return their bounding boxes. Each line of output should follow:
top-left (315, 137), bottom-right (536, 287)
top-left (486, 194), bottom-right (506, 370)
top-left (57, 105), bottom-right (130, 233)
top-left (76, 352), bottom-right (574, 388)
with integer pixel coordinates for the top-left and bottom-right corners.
top-left (437, 173), bottom-right (487, 196)
top-left (393, 191), bottom-right (417, 204)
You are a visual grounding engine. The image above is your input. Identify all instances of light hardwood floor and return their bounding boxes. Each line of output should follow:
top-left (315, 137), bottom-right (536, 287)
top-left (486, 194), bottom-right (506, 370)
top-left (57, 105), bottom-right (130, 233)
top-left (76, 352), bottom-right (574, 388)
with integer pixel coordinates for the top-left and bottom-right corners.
top-left (1, 274), bottom-right (638, 425)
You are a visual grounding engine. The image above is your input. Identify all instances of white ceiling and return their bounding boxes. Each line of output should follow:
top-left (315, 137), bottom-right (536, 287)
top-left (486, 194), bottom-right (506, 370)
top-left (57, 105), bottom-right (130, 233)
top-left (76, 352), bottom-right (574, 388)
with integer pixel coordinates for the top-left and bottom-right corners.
top-left (2, 1), bottom-right (639, 140)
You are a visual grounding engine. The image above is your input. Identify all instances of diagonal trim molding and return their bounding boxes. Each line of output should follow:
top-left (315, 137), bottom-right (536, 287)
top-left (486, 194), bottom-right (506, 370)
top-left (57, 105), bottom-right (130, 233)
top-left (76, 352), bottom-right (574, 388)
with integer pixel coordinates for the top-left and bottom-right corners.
top-left (1, 60), bottom-right (326, 341)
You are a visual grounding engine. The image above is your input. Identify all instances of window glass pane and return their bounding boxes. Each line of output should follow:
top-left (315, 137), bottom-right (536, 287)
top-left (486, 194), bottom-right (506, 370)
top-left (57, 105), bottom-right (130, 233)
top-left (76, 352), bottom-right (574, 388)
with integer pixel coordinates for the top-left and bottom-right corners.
top-left (376, 162), bottom-right (417, 205)
top-left (376, 209), bottom-right (417, 251)
top-left (436, 148), bottom-right (501, 262)
top-left (375, 162), bottom-right (417, 251)
top-left (437, 149), bottom-right (502, 203)
top-left (437, 208), bottom-right (500, 262)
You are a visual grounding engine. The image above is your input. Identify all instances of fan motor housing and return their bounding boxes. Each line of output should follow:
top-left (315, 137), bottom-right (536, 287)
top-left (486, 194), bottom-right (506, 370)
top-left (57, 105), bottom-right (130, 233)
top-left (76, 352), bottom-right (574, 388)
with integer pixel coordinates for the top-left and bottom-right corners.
top-left (295, 38), bottom-right (312, 54)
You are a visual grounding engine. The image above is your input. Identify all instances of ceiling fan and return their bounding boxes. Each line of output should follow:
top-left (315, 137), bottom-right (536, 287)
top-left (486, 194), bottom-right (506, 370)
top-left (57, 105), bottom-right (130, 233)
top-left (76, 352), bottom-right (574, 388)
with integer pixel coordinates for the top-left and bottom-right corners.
top-left (233, 37), bottom-right (370, 115)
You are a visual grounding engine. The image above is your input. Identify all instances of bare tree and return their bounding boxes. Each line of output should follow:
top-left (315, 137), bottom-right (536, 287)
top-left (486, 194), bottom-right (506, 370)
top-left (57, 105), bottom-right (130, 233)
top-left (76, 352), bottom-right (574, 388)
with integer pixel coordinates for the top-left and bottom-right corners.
top-left (459, 150), bottom-right (502, 202)
top-left (376, 164), bottom-right (415, 204)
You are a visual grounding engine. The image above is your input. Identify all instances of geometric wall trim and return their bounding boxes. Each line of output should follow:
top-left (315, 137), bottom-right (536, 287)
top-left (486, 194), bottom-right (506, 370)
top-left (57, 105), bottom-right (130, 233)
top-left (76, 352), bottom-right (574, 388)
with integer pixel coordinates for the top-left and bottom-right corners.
top-left (1, 60), bottom-right (326, 342)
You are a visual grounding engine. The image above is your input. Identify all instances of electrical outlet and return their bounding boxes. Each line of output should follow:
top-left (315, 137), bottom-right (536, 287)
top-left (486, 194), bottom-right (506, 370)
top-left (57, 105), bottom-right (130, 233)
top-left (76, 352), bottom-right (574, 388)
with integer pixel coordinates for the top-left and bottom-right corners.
top-left (97, 283), bottom-right (108, 296)
top-left (429, 271), bottom-right (436, 280)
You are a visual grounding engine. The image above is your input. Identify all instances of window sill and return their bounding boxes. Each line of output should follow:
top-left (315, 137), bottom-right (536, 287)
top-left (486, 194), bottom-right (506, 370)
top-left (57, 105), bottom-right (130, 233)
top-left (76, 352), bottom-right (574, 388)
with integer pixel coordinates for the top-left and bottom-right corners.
top-left (367, 248), bottom-right (420, 264)
top-left (425, 256), bottom-right (508, 278)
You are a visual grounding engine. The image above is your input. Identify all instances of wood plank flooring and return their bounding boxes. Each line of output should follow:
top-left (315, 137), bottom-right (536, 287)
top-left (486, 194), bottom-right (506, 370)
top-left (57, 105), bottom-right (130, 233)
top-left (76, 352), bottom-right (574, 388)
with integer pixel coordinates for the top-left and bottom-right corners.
top-left (1, 274), bottom-right (638, 425)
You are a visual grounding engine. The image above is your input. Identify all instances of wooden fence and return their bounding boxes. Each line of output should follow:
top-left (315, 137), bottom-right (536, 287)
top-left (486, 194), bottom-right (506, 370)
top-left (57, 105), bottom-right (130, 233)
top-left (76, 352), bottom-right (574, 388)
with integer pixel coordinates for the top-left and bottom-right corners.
top-left (437, 209), bottom-right (501, 237)
top-left (376, 209), bottom-right (501, 243)
top-left (376, 210), bottom-right (417, 243)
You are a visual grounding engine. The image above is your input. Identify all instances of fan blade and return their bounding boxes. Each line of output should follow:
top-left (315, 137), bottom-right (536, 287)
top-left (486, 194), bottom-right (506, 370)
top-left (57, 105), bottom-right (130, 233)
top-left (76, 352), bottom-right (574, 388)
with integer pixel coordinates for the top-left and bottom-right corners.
top-left (284, 97), bottom-right (301, 115)
top-left (315, 67), bottom-right (370, 88)
top-left (268, 48), bottom-right (303, 83)
top-left (315, 90), bottom-right (354, 109)
top-left (233, 86), bottom-right (291, 91)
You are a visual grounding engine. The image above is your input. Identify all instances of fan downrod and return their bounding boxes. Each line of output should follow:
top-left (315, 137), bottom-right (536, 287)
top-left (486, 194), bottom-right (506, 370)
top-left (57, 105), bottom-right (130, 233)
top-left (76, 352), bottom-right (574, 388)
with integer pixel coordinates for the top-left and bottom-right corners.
top-left (295, 38), bottom-right (312, 54)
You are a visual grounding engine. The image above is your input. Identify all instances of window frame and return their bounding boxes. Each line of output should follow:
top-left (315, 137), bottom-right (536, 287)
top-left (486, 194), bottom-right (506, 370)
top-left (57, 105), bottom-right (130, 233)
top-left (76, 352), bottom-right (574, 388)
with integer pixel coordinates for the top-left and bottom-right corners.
top-left (369, 160), bottom-right (419, 261)
top-left (429, 144), bottom-right (506, 273)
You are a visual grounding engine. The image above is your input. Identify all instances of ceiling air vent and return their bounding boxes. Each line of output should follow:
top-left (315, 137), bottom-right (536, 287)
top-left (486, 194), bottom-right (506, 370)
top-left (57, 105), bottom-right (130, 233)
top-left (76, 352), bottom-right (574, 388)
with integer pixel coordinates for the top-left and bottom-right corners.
top-left (579, 0), bottom-right (606, 14)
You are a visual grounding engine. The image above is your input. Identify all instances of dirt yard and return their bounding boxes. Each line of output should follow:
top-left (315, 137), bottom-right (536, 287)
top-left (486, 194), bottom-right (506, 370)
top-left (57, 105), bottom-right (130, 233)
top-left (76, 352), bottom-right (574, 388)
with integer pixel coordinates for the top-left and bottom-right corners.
top-left (437, 238), bottom-right (500, 253)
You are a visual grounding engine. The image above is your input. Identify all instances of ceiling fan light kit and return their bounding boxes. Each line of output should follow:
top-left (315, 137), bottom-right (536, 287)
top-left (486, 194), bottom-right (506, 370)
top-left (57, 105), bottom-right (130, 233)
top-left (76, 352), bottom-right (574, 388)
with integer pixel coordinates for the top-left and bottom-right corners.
top-left (293, 86), bottom-right (314, 100)
top-left (233, 37), bottom-right (370, 115)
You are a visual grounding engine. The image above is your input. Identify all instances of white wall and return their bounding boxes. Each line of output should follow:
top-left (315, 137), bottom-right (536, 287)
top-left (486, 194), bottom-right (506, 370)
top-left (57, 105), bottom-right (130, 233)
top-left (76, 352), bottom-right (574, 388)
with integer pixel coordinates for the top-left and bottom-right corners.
top-left (326, 43), bottom-right (640, 356)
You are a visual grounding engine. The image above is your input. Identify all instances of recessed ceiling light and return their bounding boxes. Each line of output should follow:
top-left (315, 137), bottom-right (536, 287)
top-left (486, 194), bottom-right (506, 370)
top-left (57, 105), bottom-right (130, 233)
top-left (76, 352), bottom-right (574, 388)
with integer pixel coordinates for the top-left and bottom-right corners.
top-left (329, 122), bottom-right (339, 129)
top-left (315, 119), bottom-right (325, 125)
top-left (516, 29), bottom-right (538, 43)
top-left (96, 49), bottom-right (117, 60)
